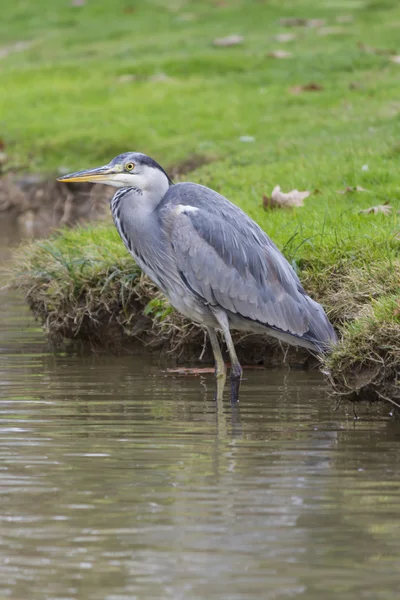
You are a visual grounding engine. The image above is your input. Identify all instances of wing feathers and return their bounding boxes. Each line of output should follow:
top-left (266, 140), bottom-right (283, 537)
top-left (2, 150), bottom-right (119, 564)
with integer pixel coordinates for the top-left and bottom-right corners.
top-left (167, 205), bottom-right (314, 338)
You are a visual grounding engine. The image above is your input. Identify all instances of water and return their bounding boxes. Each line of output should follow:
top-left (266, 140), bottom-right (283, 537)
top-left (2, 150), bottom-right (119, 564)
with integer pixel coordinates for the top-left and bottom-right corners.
top-left (1, 231), bottom-right (400, 599)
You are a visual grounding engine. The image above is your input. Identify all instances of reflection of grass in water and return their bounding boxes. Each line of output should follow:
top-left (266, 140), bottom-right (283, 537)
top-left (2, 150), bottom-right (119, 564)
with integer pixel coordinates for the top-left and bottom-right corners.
top-left (5, 0), bottom-right (400, 402)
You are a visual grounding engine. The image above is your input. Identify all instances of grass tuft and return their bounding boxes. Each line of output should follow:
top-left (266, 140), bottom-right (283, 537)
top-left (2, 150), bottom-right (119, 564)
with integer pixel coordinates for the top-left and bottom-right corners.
top-left (325, 298), bottom-right (400, 406)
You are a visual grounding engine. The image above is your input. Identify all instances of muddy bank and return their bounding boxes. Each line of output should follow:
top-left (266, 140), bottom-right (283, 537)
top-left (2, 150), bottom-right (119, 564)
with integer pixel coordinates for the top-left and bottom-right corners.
top-left (324, 309), bottom-right (400, 409)
top-left (0, 175), bottom-right (113, 235)
top-left (19, 267), bottom-right (399, 406)
top-left (11, 221), bottom-right (400, 408)
top-left (23, 263), bottom-right (314, 368)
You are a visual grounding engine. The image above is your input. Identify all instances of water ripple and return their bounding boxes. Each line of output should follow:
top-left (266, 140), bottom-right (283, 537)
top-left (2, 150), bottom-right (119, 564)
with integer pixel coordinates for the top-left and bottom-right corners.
top-left (1, 240), bottom-right (400, 599)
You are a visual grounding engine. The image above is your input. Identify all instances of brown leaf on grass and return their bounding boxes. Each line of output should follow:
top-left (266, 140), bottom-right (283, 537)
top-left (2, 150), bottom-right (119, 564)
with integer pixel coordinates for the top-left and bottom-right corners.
top-left (337, 185), bottom-right (369, 194)
top-left (117, 74), bottom-right (137, 83)
top-left (390, 55), bottom-right (400, 64)
top-left (289, 82), bottom-right (323, 94)
top-left (267, 50), bottom-right (292, 59)
top-left (305, 18), bottom-right (326, 28)
top-left (358, 42), bottom-right (396, 56)
top-left (0, 139), bottom-right (5, 151)
top-left (176, 13), bottom-right (196, 22)
top-left (317, 26), bottom-right (345, 36)
top-left (263, 185), bottom-right (310, 209)
top-left (123, 6), bottom-right (136, 13)
top-left (0, 41), bottom-right (32, 59)
top-left (336, 15), bottom-right (354, 23)
top-left (213, 34), bottom-right (244, 47)
top-left (279, 17), bottom-right (305, 26)
top-left (149, 73), bottom-right (174, 82)
top-left (359, 202), bottom-right (392, 215)
top-left (275, 33), bottom-right (296, 42)
top-left (279, 18), bottom-right (325, 28)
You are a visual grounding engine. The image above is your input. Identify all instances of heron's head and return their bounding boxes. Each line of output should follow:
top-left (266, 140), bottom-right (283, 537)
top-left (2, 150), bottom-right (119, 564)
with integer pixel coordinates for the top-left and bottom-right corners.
top-left (57, 152), bottom-right (173, 193)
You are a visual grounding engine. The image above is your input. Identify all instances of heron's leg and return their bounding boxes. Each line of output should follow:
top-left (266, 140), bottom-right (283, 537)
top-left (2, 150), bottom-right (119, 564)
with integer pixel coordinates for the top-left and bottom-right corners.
top-left (212, 311), bottom-right (242, 403)
top-left (207, 327), bottom-right (226, 401)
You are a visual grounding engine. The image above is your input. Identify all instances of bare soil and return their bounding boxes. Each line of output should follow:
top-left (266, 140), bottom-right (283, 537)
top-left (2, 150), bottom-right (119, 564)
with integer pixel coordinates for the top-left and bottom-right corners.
top-left (0, 175), bottom-right (112, 235)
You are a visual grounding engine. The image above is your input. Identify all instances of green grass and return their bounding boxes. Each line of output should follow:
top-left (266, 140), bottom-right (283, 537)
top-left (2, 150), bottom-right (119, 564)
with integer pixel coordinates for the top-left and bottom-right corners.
top-left (5, 0), bottom-right (400, 402)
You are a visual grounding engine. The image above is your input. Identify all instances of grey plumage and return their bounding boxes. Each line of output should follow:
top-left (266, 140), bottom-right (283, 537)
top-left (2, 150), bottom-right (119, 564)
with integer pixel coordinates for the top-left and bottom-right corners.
top-left (58, 152), bottom-right (337, 401)
top-left (161, 183), bottom-right (334, 351)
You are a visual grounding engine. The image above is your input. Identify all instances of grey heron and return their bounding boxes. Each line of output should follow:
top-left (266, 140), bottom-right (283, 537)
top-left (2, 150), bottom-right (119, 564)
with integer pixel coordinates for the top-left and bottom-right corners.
top-left (58, 152), bottom-right (337, 402)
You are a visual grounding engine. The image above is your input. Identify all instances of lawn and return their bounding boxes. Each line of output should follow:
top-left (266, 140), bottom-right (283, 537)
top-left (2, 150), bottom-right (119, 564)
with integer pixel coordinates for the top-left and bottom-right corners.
top-left (4, 0), bottom-right (400, 403)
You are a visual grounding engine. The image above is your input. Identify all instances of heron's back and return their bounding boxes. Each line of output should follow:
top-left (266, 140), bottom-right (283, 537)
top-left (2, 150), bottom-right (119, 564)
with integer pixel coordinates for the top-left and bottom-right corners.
top-left (159, 183), bottom-right (337, 352)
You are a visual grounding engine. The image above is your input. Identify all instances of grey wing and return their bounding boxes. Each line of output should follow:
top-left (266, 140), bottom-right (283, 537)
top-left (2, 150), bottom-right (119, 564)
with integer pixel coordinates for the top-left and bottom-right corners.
top-left (166, 205), bottom-right (319, 339)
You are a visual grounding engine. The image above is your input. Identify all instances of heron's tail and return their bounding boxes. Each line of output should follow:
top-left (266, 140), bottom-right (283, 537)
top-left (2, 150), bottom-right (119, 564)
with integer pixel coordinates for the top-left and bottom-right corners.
top-left (301, 297), bottom-right (337, 354)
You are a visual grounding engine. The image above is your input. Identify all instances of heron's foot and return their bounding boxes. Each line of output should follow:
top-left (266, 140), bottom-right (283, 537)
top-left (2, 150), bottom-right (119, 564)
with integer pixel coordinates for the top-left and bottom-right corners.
top-left (230, 364), bottom-right (243, 403)
top-left (214, 365), bottom-right (227, 401)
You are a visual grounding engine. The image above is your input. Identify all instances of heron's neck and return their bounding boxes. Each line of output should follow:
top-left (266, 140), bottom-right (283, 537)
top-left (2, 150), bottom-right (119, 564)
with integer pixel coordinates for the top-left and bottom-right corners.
top-left (130, 168), bottom-right (171, 211)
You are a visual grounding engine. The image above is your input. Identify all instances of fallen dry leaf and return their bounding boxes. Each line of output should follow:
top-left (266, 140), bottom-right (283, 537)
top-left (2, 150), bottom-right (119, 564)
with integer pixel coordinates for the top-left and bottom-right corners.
top-left (358, 42), bottom-right (396, 56)
top-left (123, 6), bottom-right (136, 13)
top-left (213, 34), bottom-right (244, 47)
top-left (390, 56), bottom-right (400, 64)
top-left (176, 13), bottom-right (195, 22)
top-left (279, 17), bottom-right (304, 26)
top-left (279, 18), bottom-right (325, 28)
top-left (317, 26), bottom-right (345, 36)
top-left (267, 50), bottom-right (292, 59)
top-left (117, 74), bottom-right (137, 83)
top-left (305, 18), bottom-right (326, 28)
top-left (336, 15), bottom-right (354, 23)
top-left (359, 203), bottom-right (392, 215)
top-left (149, 73), bottom-right (172, 82)
top-left (337, 185), bottom-right (369, 194)
top-left (336, 15), bottom-right (353, 24)
top-left (263, 185), bottom-right (310, 208)
top-left (289, 82), bottom-right (323, 94)
top-left (0, 41), bottom-right (32, 60)
top-left (275, 33), bottom-right (296, 42)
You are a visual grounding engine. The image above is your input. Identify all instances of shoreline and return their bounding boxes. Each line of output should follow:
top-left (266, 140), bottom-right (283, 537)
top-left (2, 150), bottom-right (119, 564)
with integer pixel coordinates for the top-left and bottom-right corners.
top-left (10, 218), bottom-right (400, 408)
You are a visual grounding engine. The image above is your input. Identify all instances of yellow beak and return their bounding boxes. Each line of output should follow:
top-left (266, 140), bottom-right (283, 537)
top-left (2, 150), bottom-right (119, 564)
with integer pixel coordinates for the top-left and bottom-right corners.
top-left (57, 165), bottom-right (115, 183)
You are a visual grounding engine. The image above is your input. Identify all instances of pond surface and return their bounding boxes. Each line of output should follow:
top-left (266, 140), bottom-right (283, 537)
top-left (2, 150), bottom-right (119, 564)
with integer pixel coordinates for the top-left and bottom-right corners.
top-left (1, 229), bottom-right (400, 600)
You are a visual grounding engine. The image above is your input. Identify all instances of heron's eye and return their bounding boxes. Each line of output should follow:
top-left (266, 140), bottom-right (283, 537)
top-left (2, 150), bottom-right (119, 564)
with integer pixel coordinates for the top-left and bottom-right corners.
top-left (125, 163), bottom-right (135, 171)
